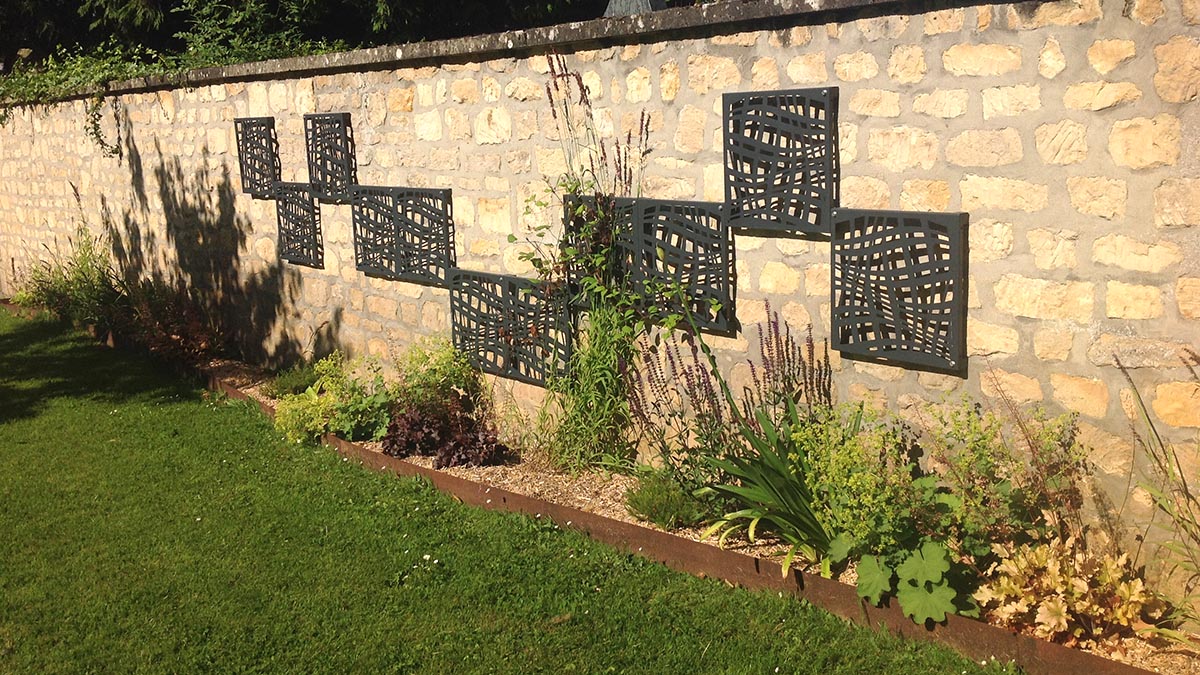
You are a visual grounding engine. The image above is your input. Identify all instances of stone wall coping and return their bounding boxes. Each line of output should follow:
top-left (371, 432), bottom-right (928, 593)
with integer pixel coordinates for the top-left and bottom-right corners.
top-left (78, 0), bottom-right (915, 100)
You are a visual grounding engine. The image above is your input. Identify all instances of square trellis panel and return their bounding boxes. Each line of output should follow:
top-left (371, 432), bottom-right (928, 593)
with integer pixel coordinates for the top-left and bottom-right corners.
top-left (273, 182), bottom-right (324, 269)
top-left (723, 87), bottom-right (839, 239)
top-left (561, 193), bottom-right (636, 293)
top-left (831, 208), bottom-right (969, 377)
top-left (233, 117), bottom-right (280, 199)
top-left (622, 198), bottom-right (736, 335)
top-left (449, 269), bottom-right (574, 387)
top-left (350, 185), bottom-right (455, 286)
top-left (304, 113), bottom-right (357, 203)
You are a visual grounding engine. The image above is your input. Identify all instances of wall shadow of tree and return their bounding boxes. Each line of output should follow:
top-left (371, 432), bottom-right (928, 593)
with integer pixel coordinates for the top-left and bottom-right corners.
top-left (102, 111), bottom-right (341, 368)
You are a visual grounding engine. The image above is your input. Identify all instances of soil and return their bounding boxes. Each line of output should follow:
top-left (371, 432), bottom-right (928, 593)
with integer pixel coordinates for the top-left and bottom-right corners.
top-left (205, 355), bottom-right (1200, 674)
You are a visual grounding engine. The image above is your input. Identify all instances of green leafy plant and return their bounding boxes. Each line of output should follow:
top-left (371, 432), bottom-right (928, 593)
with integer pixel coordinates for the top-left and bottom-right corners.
top-left (263, 361), bottom-right (321, 398)
top-left (273, 352), bottom-right (396, 443)
top-left (625, 468), bottom-right (708, 530)
top-left (394, 337), bottom-right (485, 414)
top-left (856, 541), bottom-right (972, 626)
top-left (17, 222), bottom-right (125, 330)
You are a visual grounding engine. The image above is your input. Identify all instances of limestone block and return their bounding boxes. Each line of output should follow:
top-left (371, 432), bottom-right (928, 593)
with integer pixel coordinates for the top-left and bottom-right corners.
top-left (981, 368), bottom-right (1043, 403)
top-left (888, 45), bottom-right (926, 84)
top-left (857, 15), bottom-right (909, 40)
top-left (1154, 36), bottom-right (1200, 103)
top-left (900, 180), bottom-right (950, 211)
top-left (1106, 281), bottom-right (1163, 319)
top-left (414, 110), bottom-right (442, 141)
top-left (451, 78), bottom-right (478, 104)
top-left (1153, 382), bottom-right (1200, 428)
top-left (960, 175), bottom-right (1048, 212)
top-left (1087, 39), bottom-right (1136, 74)
top-left (1063, 81), bottom-right (1141, 111)
top-left (994, 274), bottom-right (1093, 321)
top-left (969, 219), bottom-right (1014, 262)
top-left (626, 67), bottom-right (651, 103)
top-left (849, 89), bottom-right (901, 117)
top-left (1035, 120), bottom-right (1087, 165)
top-left (924, 9), bottom-right (965, 34)
top-left (387, 87), bottom-right (414, 112)
top-left (981, 85), bottom-right (1040, 119)
top-left (366, 295), bottom-right (398, 319)
top-left (642, 175), bottom-right (694, 200)
top-left (759, 261), bottom-right (802, 294)
top-left (1034, 328), bottom-right (1073, 361)
top-left (967, 318), bottom-right (1020, 355)
top-left (1154, 179), bottom-right (1200, 227)
top-left (1052, 373), bottom-right (1109, 418)
top-left (840, 176), bottom-right (890, 209)
top-left (1178, 278), bottom-right (1200, 318)
top-left (867, 126), bottom-right (938, 171)
top-left (1067, 177), bottom-right (1126, 219)
top-left (912, 89), bottom-right (969, 118)
top-left (786, 53), bottom-right (827, 84)
top-left (247, 83), bottom-right (269, 116)
top-left (1092, 234), bottom-right (1181, 272)
top-left (751, 58), bottom-right (780, 89)
top-left (674, 105), bottom-right (707, 154)
top-left (835, 51), bottom-right (879, 82)
top-left (805, 264), bottom-right (831, 297)
top-left (839, 122), bottom-right (858, 163)
top-left (1186, 0), bottom-right (1200, 23)
top-left (776, 239), bottom-right (810, 256)
top-left (474, 108), bottom-right (512, 144)
top-left (942, 44), bottom-right (1022, 77)
top-left (1087, 334), bottom-right (1191, 367)
top-left (1039, 38), bottom-right (1067, 78)
top-left (946, 128), bottom-right (1023, 167)
top-left (687, 55), bottom-right (741, 94)
top-left (1027, 228), bottom-right (1077, 269)
top-left (1128, 0), bottom-right (1165, 23)
top-left (660, 61), bottom-right (680, 101)
top-left (477, 198), bottom-right (511, 234)
top-left (1005, 0), bottom-right (1102, 27)
top-left (505, 77), bottom-right (544, 101)
top-left (1109, 115), bottom-right (1180, 169)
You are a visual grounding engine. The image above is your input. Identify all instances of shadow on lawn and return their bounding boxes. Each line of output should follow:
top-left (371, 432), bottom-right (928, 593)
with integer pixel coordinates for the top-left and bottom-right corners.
top-left (102, 108), bottom-right (343, 369)
top-left (0, 313), bottom-right (190, 425)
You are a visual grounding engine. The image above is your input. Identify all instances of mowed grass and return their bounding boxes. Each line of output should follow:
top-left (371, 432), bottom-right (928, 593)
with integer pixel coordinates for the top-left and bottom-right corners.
top-left (0, 310), bottom-right (1015, 674)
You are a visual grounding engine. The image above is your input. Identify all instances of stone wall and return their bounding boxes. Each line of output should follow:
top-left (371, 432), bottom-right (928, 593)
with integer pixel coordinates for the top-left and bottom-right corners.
top-left (1, 0), bottom-right (1198, 493)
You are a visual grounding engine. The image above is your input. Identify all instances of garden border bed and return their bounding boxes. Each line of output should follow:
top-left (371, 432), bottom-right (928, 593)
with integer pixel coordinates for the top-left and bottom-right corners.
top-left (197, 362), bottom-right (1152, 675)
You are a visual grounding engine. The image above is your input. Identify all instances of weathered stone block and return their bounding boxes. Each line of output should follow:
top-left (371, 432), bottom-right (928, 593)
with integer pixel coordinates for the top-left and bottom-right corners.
top-left (924, 9), bottom-right (964, 34)
top-left (1109, 115), bottom-right (1180, 169)
top-left (1092, 234), bottom-right (1180, 272)
top-left (1067, 177), bottom-right (1126, 220)
top-left (414, 110), bottom-right (442, 141)
top-left (961, 175), bottom-right (1048, 212)
top-left (1052, 373), bottom-right (1109, 418)
top-left (994, 274), bottom-right (1093, 321)
top-left (1154, 179), bottom-right (1200, 227)
top-left (946, 128), bottom-right (1023, 167)
top-left (751, 57), bottom-right (780, 89)
top-left (835, 51), bottom-right (879, 82)
top-left (849, 89), bottom-right (900, 117)
top-left (674, 105), bottom-right (707, 154)
top-left (867, 126), bottom-right (938, 171)
top-left (786, 53), bottom-right (827, 84)
top-left (899, 180), bottom-right (950, 211)
top-left (687, 55), bottom-right (741, 94)
top-left (981, 368), bottom-right (1043, 403)
top-left (981, 85), bottom-right (1040, 119)
top-left (1087, 39), bottom-right (1136, 74)
top-left (1063, 81), bottom-right (1141, 111)
top-left (970, 219), bottom-right (1014, 262)
top-left (1154, 36), bottom-right (1200, 103)
top-left (1034, 327), bottom-right (1073, 361)
top-left (474, 108), bottom-right (511, 144)
top-left (1087, 334), bottom-right (1191, 368)
top-left (912, 89), bottom-right (969, 118)
top-left (1178, 278), bottom-right (1200, 319)
top-left (1153, 382), bottom-right (1200, 428)
top-left (1106, 281), bottom-right (1164, 319)
top-left (888, 45), bottom-right (926, 83)
top-left (1035, 119), bottom-right (1088, 165)
top-left (967, 318), bottom-right (1020, 356)
top-left (1027, 228), bottom-right (1077, 269)
top-left (626, 67), bottom-right (651, 103)
top-left (1039, 38), bottom-right (1067, 78)
top-left (1005, 0), bottom-right (1101, 28)
top-left (759, 261), bottom-right (802, 294)
top-left (840, 176), bottom-right (890, 209)
top-left (660, 61), bottom-right (680, 101)
top-left (942, 44), bottom-right (1021, 77)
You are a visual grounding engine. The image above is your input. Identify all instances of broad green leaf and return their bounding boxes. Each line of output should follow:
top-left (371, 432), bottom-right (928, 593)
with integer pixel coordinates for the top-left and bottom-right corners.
top-left (896, 579), bottom-right (958, 625)
top-left (856, 555), bottom-right (892, 606)
top-left (897, 541), bottom-right (950, 587)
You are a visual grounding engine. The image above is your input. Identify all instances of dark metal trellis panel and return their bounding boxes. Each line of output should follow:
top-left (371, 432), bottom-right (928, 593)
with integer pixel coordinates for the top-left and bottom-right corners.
top-left (304, 113), bottom-right (357, 203)
top-left (830, 208), bottom-right (969, 377)
top-left (623, 198), bottom-right (736, 336)
top-left (233, 117), bottom-right (280, 199)
top-left (561, 193), bottom-right (636, 294)
top-left (351, 185), bottom-right (455, 287)
top-left (273, 182), bottom-right (325, 269)
top-left (449, 269), bottom-right (574, 387)
top-left (724, 87), bottom-right (840, 239)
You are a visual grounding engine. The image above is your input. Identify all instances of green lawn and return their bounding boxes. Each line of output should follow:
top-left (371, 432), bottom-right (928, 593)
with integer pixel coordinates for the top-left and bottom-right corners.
top-left (0, 310), bottom-right (1014, 674)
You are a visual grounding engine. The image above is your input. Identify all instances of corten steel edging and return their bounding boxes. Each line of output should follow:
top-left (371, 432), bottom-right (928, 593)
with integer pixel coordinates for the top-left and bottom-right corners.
top-left (6, 0), bottom-right (929, 105)
top-left (179, 362), bottom-right (1153, 675)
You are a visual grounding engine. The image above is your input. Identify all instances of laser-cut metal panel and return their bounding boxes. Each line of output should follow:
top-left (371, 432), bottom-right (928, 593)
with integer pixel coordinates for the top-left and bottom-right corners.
top-left (351, 185), bottom-right (455, 287)
top-left (304, 113), bottom-right (357, 203)
top-left (831, 208), bottom-right (969, 377)
top-left (274, 182), bottom-right (325, 269)
top-left (561, 193), bottom-right (636, 293)
top-left (724, 87), bottom-right (840, 239)
top-left (449, 270), bottom-right (574, 387)
top-left (623, 198), bottom-right (736, 335)
top-left (233, 117), bottom-right (280, 199)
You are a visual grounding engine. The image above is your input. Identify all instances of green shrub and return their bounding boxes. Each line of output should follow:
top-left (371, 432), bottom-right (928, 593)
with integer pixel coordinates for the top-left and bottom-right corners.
top-left (395, 337), bottom-right (484, 412)
top-left (18, 223), bottom-right (126, 330)
top-left (262, 361), bottom-right (321, 399)
top-left (626, 469), bottom-right (708, 530)
top-left (273, 352), bottom-right (396, 443)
